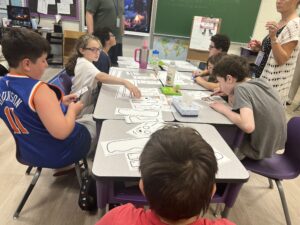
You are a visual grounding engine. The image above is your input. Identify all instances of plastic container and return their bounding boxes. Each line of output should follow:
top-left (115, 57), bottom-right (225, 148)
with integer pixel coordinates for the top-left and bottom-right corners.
top-left (166, 61), bottom-right (176, 86)
top-left (134, 40), bottom-right (149, 69)
top-left (151, 49), bottom-right (160, 71)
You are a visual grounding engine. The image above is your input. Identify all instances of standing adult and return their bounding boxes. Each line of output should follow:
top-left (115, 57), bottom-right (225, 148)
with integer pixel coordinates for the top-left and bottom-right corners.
top-left (86, 0), bottom-right (124, 65)
top-left (249, 0), bottom-right (300, 104)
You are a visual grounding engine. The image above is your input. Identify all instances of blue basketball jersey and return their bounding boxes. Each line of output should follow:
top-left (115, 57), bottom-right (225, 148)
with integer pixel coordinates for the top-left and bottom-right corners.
top-left (0, 74), bottom-right (90, 168)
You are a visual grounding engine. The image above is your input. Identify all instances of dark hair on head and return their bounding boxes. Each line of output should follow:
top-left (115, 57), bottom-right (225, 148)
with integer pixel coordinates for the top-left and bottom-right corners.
top-left (93, 27), bottom-right (112, 47)
top-left (207, 52), bottom-right (227, 66)
top-left (2, 28), bottom-right (50, 68)
top-left (139, 126), bottom-right (218, 221)
top-left (213, 54), bottom-right (250, 82)
top-left (211, 34), bottom-right (230, 53)
top-left (65, 34), bottom-right (101, 76)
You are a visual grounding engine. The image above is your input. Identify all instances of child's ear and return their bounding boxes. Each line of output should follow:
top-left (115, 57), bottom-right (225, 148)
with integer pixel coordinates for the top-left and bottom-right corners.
top-left (226, 74), bottom-right (234, 83)
top-left (79, 48), bottom-right (85, 55)
top-left (139, 179), bottom-right (146, 197)
top-left (211, 183), bottom-right (216, 199)
top-left (21, 58), bottom-right (31, 72)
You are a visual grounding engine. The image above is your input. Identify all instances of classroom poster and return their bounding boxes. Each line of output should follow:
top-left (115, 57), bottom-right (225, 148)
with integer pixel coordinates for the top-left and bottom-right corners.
top-left (189, 16), bottom-right (220, 51)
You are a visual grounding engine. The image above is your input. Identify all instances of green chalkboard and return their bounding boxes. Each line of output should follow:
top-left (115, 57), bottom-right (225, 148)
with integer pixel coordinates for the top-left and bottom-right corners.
top-left (155, 0), bottom-right (261, 43)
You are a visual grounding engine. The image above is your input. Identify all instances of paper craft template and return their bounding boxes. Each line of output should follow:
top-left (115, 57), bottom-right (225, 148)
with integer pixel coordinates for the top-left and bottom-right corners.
top-left (127, 122), bottom-right (165, 138)
top-left (125, 152), bottom-right (141, 171)
top-left (101, 137), bottom-right (149, 156)
top-left (213, 148), bottom-right (230, 165)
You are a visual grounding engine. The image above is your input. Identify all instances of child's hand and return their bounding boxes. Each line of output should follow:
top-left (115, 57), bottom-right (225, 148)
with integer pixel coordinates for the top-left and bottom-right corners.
top-left (209, 101), bottom-right (230, 114)
top-left (248, 39), bottom-right (261, 52)
top-left (211, 87), bottom-right (226, 97)
top-left (68, 101), bottom-right (84, 116)
top-left (124, 81), bottom-right (141, 98)
top-left (192, 70), bottom-right (201, 77)
top-left (62, 93), bottom-right (78, 106)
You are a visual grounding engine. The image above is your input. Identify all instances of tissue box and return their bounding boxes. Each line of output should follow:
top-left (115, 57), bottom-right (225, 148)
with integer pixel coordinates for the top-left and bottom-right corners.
top-left (172, 97), bottom-right (198, 117)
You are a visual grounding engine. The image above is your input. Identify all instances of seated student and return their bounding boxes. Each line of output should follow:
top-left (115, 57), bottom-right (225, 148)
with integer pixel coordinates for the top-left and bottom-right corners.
top-left (95, 126), bottom-right (235, 225)
top-left (0, 44), bottom-right (9, 76)
top-left (0, 28), bottom-right (92, 169)
top-left (93, 27), bottom-right (116, 74)
top-left (209, 55), bottom-right (287, 160)
top-left (65, 34), bottom-right (141, 117)
top-left (194, 52), bottom-right (226, 91)
top-left (194, 34), bottom-right (230, 76)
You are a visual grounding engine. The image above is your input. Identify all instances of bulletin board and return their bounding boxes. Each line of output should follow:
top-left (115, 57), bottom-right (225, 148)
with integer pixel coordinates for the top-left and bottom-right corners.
top-left (26, 0), bottom-right (80, 21)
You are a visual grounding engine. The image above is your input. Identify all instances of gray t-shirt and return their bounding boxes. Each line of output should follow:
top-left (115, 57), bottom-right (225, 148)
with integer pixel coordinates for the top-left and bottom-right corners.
top-left (86, 0), bottom-right (124, 43)
top-left (233, 78), bottom-right (287, 160)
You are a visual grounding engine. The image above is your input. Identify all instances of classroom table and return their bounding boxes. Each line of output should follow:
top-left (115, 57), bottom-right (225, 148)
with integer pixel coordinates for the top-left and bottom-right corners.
top-left (92, 120), bottom-right (249, 216)
top-left (93, 84), bottom-right (175, 122)
top-left (109, 67), bottom-right (162, 88)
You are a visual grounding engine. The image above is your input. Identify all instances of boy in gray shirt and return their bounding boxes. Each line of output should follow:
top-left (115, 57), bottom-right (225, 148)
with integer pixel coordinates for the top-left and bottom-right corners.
top-left (210, 55), bottom-right (287, 160)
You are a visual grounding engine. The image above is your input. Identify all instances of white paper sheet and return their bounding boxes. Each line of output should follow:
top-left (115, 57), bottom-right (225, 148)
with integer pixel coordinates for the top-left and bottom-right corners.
top-left (127, 122), bottom-right (165, 138)
top-left (37, 0), bottom-right (48, 14)
top-left (57, 3), bottom-right (70, 14)
top-left (189, 16), bottom-right (219, 51)
top-left (101, 138), bottom-right (148, 156)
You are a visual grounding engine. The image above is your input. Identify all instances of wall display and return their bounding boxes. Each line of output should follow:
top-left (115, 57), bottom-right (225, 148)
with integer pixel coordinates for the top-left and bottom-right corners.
top-left (27, 0), bottom-right (79, 21)
top-left (124, 0), bottom-right (152, 33)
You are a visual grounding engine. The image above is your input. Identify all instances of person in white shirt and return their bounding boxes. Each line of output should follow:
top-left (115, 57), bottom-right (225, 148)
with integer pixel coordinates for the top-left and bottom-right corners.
top-left (65, 34), bottom-right (141, 117)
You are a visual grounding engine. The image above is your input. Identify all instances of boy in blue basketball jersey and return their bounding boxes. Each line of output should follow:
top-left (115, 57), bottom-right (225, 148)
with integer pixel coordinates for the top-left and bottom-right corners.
top-left (0, 28), bottom-right (91, 168)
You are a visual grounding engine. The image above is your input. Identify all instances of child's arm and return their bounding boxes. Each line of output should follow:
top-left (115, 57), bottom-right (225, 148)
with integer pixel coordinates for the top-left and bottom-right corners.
top-left (95, 72), bottom-right (141, 98)
top-left (34, 83), bottom-right (83, 140)
top-left (192, 69), bottom-right (209, 77)
top-left (195, 76), bottom-right (219, 91)
top-left (209, 102), bottom-right (255, 134)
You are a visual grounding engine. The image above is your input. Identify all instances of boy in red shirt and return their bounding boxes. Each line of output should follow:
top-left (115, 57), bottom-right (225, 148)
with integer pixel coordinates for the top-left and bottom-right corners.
top-left (95, 126), bottom-right (235, 225)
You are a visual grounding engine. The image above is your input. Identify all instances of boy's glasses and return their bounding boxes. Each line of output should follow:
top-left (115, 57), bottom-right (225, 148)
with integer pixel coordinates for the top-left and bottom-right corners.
top-left (208, 45), bottom-right (216, 49)
top-left (84, 47), bottom-right (101, 53)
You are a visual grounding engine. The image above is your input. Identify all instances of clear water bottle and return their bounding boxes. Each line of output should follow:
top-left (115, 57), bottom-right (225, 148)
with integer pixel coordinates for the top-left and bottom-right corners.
top-left (166, 61), bottom-right (176, 86)
top-left (151, 49), bottom-right (160, 72)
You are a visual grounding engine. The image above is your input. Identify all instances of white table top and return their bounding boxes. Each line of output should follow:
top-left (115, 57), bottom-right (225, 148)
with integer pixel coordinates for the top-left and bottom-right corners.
top-left (93, 84), bottom-right (175, 122)
top-left (92, 120), bottom-right (249, 183)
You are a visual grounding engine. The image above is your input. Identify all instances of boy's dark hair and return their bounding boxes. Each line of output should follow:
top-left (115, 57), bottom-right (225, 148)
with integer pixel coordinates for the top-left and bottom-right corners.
top-left (65, 34), bottom-right (100, 76)
top-left (94, 27), bottom-right (112, 48)
top-left (213, 55), bottom-right (250, 82)
top-left (211, 34), bottom-right (230, 53)
top-left (139, 126), bottom-right (218, 221)
top-left (2, 28), bottom-right (50, 68)
top-left (207, 52), bottom-right (227, 66)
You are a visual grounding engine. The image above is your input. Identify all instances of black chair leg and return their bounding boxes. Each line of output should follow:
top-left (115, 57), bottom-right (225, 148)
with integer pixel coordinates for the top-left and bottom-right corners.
top-left (268, 178), bottom-right (274, 189)
top-left (25, 166), bottom-right (33, 175)
top-left (75, 163), bottom-right (82, 187)
top-left (13, 167), bottom-right (42, 219)
top-left (82, 158), bottom-right (89, 170)
top-left (275, 180), bottom-right (291, 225)
top-left (221, 206), bottom-right (230, 218)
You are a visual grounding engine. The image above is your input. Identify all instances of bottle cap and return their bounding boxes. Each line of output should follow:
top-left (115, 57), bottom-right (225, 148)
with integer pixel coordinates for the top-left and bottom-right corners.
top-left (152, 49), bottom-right (159, 54)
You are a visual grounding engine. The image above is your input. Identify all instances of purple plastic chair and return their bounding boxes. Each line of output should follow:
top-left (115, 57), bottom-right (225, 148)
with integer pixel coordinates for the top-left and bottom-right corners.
top-left (96, 180), bottom-right (244, 218)
top-left (242, 117), bottom-right (300, 225)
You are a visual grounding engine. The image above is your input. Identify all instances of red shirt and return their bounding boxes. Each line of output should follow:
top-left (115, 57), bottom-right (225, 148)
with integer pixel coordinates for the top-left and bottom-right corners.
top-left (95, 203), bottom-right (236, 225)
